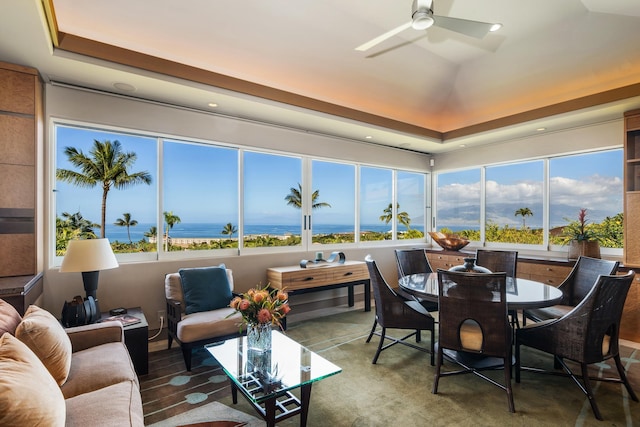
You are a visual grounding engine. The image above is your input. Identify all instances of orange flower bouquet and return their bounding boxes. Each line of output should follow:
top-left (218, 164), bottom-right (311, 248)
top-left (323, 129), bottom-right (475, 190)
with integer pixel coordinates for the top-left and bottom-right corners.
top-left (230, 285), bottom-right (291, 330)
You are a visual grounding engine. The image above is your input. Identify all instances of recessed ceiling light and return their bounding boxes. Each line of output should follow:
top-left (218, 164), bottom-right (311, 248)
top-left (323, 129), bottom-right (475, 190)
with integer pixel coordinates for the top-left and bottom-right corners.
top-left (537, 127), bottom-right (546, 132)
top-left (208, 102), bottom-right (218, 108)
top-left (365, 135), bottom-right (373, 139)
top-left (459, 144), bottom-right (466, 148)
top-left (490, 23), bottom-right (502, 32)
top-left (113, 82), bottom-right (136, 92)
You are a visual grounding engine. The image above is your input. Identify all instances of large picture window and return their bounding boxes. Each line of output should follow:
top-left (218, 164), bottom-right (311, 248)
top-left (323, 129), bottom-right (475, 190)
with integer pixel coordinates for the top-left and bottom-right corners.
top-left (55, 125), bottom-right (157, 255)
top-left (485, 160), bottom-right (544, 244)
top-left (549, 149), bottom-right (623, 248)
top-left (360, 166), bottom-right (393, 241)
top-left (243, 151), bottom-right (302, 248)
top-left (435, 149), bottom-right (622, 252)
top-left (311, 160), bottom-right (356, 244)
top-left (53, 122), bottom-right (428, 262)
top-left (436, 168), bottom-right (481, 240)
top-left (162, 139), bottom-right (239, 252)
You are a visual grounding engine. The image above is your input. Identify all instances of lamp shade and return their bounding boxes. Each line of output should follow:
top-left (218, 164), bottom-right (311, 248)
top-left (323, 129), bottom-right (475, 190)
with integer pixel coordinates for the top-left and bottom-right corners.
top-left (60, 238), bottom-right (119, 272)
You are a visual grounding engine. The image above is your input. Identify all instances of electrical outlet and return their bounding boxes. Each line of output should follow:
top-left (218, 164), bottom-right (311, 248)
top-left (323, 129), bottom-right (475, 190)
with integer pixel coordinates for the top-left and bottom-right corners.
top-left (157, 310), bottom-right (165, 323)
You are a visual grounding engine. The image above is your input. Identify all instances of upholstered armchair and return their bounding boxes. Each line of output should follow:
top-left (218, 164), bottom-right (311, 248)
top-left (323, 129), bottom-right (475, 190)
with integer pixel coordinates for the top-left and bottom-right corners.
top-left (165, 265), bottom-right (243, 371)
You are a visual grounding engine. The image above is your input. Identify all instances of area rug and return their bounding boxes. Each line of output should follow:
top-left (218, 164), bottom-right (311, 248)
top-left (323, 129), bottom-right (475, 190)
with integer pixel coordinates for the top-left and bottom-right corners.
top-left (146, 402), bottom-right (262, 427)
top-left (141, 309), bottom-right (640, 426)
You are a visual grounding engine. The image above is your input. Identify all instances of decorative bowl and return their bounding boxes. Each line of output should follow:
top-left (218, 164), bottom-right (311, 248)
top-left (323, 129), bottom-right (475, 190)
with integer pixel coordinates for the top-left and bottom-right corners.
top-left (428, 231), bottom-right (470, 251)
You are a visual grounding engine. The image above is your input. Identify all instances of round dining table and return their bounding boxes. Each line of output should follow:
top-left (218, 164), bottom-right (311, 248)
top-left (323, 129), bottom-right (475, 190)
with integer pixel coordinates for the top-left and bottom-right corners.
top-left (398, 272), bottom-right (563, 310)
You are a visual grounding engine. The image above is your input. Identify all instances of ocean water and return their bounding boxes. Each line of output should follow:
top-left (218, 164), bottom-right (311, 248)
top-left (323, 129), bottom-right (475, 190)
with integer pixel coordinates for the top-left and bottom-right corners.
top-left (102, 222), bottom-right (407, 242)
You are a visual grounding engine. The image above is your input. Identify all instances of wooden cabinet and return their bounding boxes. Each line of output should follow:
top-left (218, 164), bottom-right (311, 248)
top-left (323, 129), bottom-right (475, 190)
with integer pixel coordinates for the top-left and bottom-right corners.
top-left (425, 251), bottom-right (468, 271)
top-left (624, 109), bottom-right (640, 268)
top-left (266, 261), bottom-right (371, 311)
top-left (517, 260), bottom-right (572, 286)
top-left (267, 261), bottom-right (369, 292)
top-left (0, 62), bottom-right (41, 277)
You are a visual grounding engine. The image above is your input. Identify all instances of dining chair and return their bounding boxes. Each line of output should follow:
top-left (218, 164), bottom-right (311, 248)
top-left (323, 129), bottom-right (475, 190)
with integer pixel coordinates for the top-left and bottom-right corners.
top-left (433, 269), bottom-right (515, 413)
top-left (475, 249), bottom-right (519, 330)
top-left (515, 271), bottom-right (637, 421)
top-left (364, 255), bottom-right (435, 365)
top-left (394, 248), bottom-right (439, 312)
top-left (523, 256), bottom-right (619, 325)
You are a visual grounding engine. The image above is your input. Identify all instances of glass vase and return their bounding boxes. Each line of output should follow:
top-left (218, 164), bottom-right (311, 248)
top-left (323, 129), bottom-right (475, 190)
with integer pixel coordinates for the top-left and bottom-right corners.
top-left (246, 322), bottom-right (272, 352)
top-left (449, 257), bottom-right (492, 273)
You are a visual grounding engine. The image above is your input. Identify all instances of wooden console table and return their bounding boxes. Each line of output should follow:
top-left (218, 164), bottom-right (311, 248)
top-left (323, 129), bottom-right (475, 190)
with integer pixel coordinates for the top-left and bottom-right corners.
top-left (267, 260), bottom-right (371, 312)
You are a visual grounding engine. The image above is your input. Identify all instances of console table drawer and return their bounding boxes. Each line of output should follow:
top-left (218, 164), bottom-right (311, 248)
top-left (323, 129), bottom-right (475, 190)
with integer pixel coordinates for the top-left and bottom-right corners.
top-left (331, 265), bottom-right (369, 284)
top-left (281, 270), bottom-right (331, 290)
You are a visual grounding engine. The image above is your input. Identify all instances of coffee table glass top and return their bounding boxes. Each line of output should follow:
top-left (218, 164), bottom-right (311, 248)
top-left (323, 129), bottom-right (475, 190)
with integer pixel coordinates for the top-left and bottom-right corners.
top-left (205, 330), bottom-right (341, 403)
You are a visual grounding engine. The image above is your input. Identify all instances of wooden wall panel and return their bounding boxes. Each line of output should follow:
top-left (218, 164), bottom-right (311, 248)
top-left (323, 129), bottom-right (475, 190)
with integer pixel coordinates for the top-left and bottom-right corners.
top-left (0, 164), bottom-right (34, 208)
top-left (0, 68), bottom-right (35, 114)
top-left (0, 115), bottom-right (34, 165)
top-left (0, 234), bottom-right (35, 276)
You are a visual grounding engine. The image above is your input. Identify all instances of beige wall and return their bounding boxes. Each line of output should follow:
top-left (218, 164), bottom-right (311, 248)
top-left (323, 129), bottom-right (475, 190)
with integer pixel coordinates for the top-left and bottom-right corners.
top-left (433, 119), bottom-right (622, 172)
top-left (43, 85), bottom-right (429, 328)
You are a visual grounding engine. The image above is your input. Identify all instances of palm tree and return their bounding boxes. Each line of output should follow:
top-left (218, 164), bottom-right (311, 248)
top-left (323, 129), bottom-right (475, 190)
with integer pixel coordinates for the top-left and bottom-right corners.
top-left (56, 140), bottom-right (152, 238)
top-left (515, 207), bottom-right (533, 229)
top-left (143, 226), bottom-right (157, 240)
top-left (56, 211), bottom-right (99, 254)
top-left (114, 212), bottom-right (138, 244)
top-left (285, 183), bottom-right (331, 210)
top-left (163, 211), bottom-right (181, 251)
top-left (380, 203), bottom-right (411, 229)
top-left (221, 222), bottom-right (237, 238)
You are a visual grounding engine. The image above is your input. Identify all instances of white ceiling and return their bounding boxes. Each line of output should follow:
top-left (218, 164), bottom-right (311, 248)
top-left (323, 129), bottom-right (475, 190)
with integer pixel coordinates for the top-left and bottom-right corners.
top-left (2, 0), bottom-right (640, 154)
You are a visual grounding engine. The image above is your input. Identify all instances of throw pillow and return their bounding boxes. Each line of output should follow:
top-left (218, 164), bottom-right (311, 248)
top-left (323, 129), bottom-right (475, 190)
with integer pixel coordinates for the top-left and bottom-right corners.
top-left (0, 333), bottom-right (66, 426)
top-left (15, 305), bottom-right (73, 386)
top-left (0, 298), bottom-right (22, 335)
top-left (179, 264), bottom-right (233, 315)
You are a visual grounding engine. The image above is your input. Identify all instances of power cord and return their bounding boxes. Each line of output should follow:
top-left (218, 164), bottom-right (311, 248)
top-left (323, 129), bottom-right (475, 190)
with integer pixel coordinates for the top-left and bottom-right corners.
top-left (148, 315), bottom-right (164, 341)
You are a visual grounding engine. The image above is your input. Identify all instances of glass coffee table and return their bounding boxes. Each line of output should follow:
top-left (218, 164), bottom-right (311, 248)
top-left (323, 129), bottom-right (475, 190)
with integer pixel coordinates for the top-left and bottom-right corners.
top-left (205, 330), bottom-right (341, 427)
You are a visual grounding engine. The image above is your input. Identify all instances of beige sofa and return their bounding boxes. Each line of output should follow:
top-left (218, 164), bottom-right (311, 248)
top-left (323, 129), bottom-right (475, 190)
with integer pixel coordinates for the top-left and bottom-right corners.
top-left (0, 299), bottom-right (144, 426)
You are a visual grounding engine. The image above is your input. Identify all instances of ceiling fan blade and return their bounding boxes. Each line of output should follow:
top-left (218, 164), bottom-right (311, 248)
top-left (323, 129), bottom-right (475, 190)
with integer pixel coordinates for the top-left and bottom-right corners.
top-left (432, 14), bottom-right (493, 39)
top-left (355, 21), bottom-right (412, 51)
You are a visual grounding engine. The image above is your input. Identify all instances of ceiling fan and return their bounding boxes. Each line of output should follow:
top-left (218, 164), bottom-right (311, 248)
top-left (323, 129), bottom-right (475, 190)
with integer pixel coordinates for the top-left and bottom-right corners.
top-left (355, 0), bottom-right (502, 52)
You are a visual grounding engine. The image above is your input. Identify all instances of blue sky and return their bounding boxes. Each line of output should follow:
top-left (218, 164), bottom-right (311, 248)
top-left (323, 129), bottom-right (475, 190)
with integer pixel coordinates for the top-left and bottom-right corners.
top-left (56, 126), bottom-right (419, 227)
top-left (436, 150), bottom-right (623, 227)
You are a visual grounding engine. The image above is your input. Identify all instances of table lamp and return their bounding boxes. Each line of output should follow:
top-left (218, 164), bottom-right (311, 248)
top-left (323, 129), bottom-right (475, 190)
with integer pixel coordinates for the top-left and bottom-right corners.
top-left (60, 238), bottom-right (119, 319)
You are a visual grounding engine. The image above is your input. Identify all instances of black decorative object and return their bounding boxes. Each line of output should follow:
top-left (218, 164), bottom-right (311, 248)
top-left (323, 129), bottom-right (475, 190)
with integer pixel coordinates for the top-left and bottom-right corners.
top-left (300, 251), bottom-right (346, 268)
top-left (448, 257), bottom-right (492, 273)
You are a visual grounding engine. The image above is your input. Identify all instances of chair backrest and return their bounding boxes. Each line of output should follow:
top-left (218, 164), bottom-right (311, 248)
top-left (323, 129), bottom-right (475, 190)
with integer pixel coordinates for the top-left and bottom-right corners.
top-left (437, 269), bottom-right (510, 357)
top-left (475, 249), bottom-right (518, 277)
top-left (164, 269), bottom-right (234, 310)
top-left (562, 256), bottom-right (619, 305)
top-left (395, 248), bottom-right (433, 277)
top-left (365, 255), bottom-right (404, 323)
top-left (557, 270), bottom-right (634, 363)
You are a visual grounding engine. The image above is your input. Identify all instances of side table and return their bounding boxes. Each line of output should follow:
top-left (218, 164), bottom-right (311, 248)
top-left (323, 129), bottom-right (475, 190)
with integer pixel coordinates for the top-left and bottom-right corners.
top-left (100, 307), bottom-right (148, 375)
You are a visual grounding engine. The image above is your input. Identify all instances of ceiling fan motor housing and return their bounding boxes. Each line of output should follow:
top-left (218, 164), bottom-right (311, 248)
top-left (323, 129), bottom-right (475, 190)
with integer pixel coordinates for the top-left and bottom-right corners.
top-left (411, 0), bottom-right (435, 30)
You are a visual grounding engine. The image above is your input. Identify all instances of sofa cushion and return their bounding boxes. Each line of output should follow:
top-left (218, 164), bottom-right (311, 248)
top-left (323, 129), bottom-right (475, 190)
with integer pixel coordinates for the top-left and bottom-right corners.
top-left (65, 380), bottom-right (144, 427)
top-left (15, 305), bottom-right (72, 386)
top-left (61, 341), bottom-right (138, 399)
top-left (0, 333), bottom-right (66, 426)
top-left (179, 265), bottom-right (234, 314)
top-left (0, 298), bottom-right (22, 335)
top-left (177, 307), bottom-right (243, 343)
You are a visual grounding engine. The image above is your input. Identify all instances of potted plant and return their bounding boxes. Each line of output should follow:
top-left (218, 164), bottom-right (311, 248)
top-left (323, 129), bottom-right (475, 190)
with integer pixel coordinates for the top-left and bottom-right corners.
top-left (559, 208), bottom-right (602, 260)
